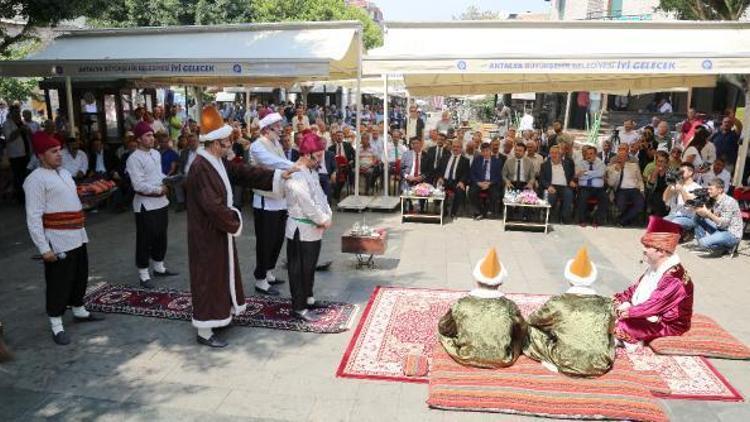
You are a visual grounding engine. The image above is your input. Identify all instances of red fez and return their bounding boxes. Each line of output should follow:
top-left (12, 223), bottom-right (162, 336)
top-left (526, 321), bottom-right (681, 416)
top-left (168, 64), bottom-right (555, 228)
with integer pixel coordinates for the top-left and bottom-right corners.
top-left (641, 216), bottom-right (681, 253)
top-left (134, 121), bottom-right (154, 139)
top-left (32, 131), bottom-right (61, 156)
top-left (299, 130), bottom-right (325, 155)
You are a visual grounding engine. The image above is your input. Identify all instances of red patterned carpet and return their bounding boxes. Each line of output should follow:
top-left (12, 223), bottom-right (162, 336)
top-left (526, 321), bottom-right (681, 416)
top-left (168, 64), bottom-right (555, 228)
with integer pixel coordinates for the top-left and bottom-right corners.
top-left (337, 286), bottom-right (743, 401)
top-left (84, 283), bottom-right (358, 334)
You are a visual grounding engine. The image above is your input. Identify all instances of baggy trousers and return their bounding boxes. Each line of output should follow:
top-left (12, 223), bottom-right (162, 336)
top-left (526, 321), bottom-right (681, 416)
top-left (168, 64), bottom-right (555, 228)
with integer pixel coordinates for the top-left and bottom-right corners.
top-left (44, 244), bottom-right (88, 317)
top-left (135, 205), bottom-right (168, 269)
top-left (253, 207), bottom-right (287, 280)
top-left (286, 229), bottom-right (321, 312)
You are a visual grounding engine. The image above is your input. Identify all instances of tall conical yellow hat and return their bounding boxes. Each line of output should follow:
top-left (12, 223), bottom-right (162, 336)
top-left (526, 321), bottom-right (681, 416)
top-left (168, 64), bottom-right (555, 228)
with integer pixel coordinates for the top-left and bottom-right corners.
top-left (570, 246), bottom-right (593, 278)
top-left (480, 248), bottom-right (502, 278)
top-left (564, 245), bottom-right (597, 287)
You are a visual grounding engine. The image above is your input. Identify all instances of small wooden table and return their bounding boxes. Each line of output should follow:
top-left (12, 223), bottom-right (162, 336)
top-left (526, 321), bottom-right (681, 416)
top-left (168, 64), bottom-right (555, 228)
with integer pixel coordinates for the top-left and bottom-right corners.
top-left (502, 201), bottom-right (551, 234)
top-left (341, 228), bottom-right (388, 269)
top-left (400, 194), bottom-right (445, 225)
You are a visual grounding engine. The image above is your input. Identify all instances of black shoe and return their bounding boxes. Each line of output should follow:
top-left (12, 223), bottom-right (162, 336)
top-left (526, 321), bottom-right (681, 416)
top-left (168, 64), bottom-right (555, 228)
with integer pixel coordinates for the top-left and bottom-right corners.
top-left (474, 214), bottom-right (484, 221)
top-left (196, 335), bottom-right (228, 348)
top-left (73, 313), bottom-right (105, 323)
top-left (294, 310), bottom-right (320, 323)
top-left (153, 269), bottom-right (179, 277)
top-left (254, 285), bottom-right (280, 296)
top-left (140, 279), bottom-right (155, 289)
top-left (315, 260), bottom-right (333, 271)
top-left (267, 278), bottom-right (286, 285)
top-left (53, 331), bottom-right (70, 346)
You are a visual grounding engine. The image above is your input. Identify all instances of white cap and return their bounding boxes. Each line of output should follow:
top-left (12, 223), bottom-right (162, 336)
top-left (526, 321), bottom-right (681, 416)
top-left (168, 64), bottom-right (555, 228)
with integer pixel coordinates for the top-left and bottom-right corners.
top-left (259, 112), bottom-right (283, 130)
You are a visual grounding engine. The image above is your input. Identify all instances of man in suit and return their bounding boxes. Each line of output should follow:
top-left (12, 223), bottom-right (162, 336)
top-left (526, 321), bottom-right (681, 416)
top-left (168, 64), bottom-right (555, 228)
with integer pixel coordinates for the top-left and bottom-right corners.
top-left (404, 105), bottom-right (425, 141)
top-left (281, 132), bottom-right (300, 162)
top-left (424, 131), bottom-right (450, 184)
top-left (401, 137), bottom-right (427, 212)
top-left (469, 142), bottom-right (503, 220)
top-left (88, 137), bottom-right (120, 179)
top-left (173, 133), bottom-right (200, 212)
top-left (437, 139), bottom-right (470, 218)
top-left (317, 146), bottom-right (336, 203)
top-left (606, 144), bottom-right (645, 226)
top-left (576, 145), bottom-right (609, 227)
top-left (328, 128), bottom-right (355, 201)
top-left (539, 145), bottom-right (576, 224)
top-left (598, 139), bottom-right (616, 166)
top-left (502, 143), bottom-right (536, 191)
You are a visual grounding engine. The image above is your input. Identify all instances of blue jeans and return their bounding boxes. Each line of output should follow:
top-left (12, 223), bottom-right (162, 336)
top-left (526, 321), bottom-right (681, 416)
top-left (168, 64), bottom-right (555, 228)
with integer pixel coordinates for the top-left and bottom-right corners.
top-left (694, 217), bottom-right (740, 251)
top-left (665, 214), bottom-right (695, 231)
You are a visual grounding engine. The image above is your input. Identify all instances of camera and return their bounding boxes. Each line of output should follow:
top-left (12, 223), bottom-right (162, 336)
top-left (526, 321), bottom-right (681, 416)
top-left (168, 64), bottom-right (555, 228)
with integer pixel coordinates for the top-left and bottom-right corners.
top-left (665, 167), bottom-right (681, 184)
top-left (685, 188), bottom-right (713, 208)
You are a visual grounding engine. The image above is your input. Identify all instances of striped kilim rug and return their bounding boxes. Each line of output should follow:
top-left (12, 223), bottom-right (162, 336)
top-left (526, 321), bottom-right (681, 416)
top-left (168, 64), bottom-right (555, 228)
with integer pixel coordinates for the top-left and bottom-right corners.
top-left (84, 283), bottom-right (358, 334)
top-left (337, 286), bottom-right (742, 401)
top-left (429, 345), bottom-right (670, 422)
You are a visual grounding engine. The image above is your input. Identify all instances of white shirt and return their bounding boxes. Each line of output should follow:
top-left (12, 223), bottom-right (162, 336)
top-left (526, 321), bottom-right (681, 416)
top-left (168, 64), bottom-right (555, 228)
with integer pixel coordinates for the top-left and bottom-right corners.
top-left (291, 115), bottom-right (310, 130)
top-left (443, 154), bottom-right (461, 180)
top-left (511, 157), bottom-right (526, 182)
top-left (61, 149), bottom-right (89, 177)
top-left (406, 118), bottom-right (418, 139)
top-left (23, 167), bottom-right (88, 255)
top-left (519, 114), bottom-right (534, 131)
top-left (285, 168), bottom-right (332, 242)
top-left (126, 148), bottom-right (169, 212)
top-left (632, 254), bottom-right (681, 306)
top-left (659, 102), bottom-right (673, 113)
top-left (386, 143), bottom-right (407, 163)
top-left (619, 130), bottom-right (640, 145)
top-left (551, 162), bottom-right (567, 186)
top-left (150, 119), bottom-right (167, 134)
top-left (681, 146), bottom-right (704, 168)
top-left (668, 180), bottom-right (701, 217)
top-left (250, 135), bottom-right (294, 211)
top-left (700, 168), bottom-right (731, 192)
top-left (94, 151), bottom-right (106, 173)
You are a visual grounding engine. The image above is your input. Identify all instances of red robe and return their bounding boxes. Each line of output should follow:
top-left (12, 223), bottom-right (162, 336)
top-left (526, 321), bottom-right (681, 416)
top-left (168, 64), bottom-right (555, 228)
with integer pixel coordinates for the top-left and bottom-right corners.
top-left (613, 264), bottom-right (693, 343)
top-left (185, 155), bottom-right (275, 328)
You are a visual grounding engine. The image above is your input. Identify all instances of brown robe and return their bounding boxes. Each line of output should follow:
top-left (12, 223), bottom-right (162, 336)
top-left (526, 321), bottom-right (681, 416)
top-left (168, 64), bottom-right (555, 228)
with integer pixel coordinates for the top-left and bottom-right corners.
top-left (185, 155), bottom-right (275, 328)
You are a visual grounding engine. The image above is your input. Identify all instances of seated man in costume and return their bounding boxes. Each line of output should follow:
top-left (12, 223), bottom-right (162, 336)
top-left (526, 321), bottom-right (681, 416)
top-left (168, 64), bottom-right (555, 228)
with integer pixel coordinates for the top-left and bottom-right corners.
top-left (438, 248), bottom-right (526, 368)
top-left (613, 216), bottom-right (694, 351)
top-left (524, 246), bottom-right (615, 377)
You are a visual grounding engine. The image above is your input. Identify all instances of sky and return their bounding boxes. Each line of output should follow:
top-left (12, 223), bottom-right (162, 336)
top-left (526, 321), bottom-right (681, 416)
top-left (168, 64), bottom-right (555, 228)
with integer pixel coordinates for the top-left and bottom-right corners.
top-left (372, 0), bottom-right (552, 21)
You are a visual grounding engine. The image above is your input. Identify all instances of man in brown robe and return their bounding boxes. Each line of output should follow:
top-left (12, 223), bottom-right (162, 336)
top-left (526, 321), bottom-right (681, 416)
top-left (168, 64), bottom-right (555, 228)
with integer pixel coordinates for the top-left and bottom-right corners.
top-left (185, 106), bottom-right (293, 348)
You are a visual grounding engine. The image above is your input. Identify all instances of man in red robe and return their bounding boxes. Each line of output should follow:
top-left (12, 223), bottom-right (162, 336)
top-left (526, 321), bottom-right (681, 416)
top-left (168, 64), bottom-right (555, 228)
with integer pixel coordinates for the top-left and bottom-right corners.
top-left (613, 216), bottom-right (694, 351)
top-left (185, 106), bottom-right (294, 348)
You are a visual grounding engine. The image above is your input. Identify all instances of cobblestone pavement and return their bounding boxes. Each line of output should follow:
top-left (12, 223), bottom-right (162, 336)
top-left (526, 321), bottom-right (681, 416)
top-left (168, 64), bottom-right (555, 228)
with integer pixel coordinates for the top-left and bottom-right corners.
top-left (1, 202), bottom-right (749, 421)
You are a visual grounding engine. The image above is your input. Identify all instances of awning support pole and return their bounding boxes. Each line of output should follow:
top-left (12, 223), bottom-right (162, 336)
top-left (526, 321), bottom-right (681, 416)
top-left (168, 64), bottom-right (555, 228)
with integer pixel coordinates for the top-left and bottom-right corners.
top-left (733, 80), bottom-right (750, 186)
top-left (353, 29), bottom-right (363, 198)
top-left (563, 92), bottom-right (572, 132)
top-left (382, 74), bottom-right (390, 197)
top-left (65, 76), bottom-right (76, 136)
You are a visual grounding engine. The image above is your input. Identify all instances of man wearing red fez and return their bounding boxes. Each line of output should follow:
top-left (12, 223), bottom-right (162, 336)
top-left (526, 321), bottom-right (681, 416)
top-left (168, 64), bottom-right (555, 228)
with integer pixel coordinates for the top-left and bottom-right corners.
top-left (125, 120), bottom-right (178, 288)
top-left (23, 132), bottom-right (104, 346)
top-left (613, 216), bottom-right (694, 351)
top-left (283, 130), bottom-right (333, 322)
top-left (185, 106), bottom-right (294, 347)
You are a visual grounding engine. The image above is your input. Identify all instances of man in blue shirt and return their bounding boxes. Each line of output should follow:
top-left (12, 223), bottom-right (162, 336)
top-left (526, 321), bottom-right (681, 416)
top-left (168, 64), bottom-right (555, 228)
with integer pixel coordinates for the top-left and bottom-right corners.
top-left (158, 133), bottom-right (179, 176)
top-left (575, 145), bottom-right (608, 226)
top-left (710, 117), bottom-right (740, 173)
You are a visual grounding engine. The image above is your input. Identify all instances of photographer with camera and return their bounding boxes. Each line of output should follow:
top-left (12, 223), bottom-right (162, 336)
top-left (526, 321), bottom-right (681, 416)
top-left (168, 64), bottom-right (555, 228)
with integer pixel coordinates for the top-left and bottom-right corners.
top-left (663, 162), bottom-right (702, 237)
top-left (692, 178), bottom-right (743, 256)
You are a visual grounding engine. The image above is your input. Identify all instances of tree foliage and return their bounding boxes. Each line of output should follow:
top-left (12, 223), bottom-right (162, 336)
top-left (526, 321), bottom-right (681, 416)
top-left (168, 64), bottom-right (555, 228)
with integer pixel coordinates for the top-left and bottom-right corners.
top-left (88, 0), bottom-right (382, 48)
top-left (657, 0), bottom-right (750, 20)
top-left (453, 5), bottom-right (502, 20)
top-left (0, 40), bottom-right (41, 103)
top-left (0, 0), bottom-right (105, 55)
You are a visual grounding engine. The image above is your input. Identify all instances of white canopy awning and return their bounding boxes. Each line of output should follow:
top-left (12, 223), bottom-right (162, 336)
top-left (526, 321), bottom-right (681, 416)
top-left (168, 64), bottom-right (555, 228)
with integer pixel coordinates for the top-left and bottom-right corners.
top-left (0, 21), bottom-right (362, 86)
top-left (363, 20), bottom-right (750, 94)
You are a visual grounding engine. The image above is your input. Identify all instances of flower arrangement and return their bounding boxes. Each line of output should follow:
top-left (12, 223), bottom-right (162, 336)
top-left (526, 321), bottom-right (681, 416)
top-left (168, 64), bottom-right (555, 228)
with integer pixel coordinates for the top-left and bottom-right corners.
top-left (505, 188), bottom-right (542, 205)
top-left (412, 183), bottom-right (435, 197)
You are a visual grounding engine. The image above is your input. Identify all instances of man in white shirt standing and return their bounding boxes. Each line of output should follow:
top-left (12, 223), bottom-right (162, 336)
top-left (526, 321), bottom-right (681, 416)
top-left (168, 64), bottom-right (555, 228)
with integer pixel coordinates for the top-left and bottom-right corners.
top-left (291, 105), bottom-right (310, 131)
top-left (619, 119), bottom-right (640, 145)
top-left (284, 131), bottom-right (333, 322)
top-left (249, 113), bottom-right (295, 296)
top-left (607, 144), bottom-right (645, 226)
top-left (699, 158), bottom-right (731, 193)
top-left (126, 121), bottom-right (178, 288)
top-left (61, 137), bottom-right (89, 180)
top-left (24, 132), bottom-right (104, 346)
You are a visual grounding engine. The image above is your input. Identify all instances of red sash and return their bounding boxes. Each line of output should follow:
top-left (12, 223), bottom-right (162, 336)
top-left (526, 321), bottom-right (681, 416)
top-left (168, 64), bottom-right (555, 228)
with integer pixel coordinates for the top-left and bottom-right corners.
top-left (43, 211), bottom-right (85, 230)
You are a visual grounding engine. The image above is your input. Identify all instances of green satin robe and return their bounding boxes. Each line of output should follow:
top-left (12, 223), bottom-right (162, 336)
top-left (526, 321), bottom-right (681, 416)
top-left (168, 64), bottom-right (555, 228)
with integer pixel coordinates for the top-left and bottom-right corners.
top-left (523, 293), bottom-right (616, 377)
top-left (438, 295), bottom-right (527, 369)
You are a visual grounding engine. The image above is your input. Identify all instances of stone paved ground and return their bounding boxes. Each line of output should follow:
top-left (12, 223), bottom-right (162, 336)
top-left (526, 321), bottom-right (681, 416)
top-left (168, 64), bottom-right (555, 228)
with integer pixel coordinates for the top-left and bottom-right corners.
top-left (1, 202), bottom-right (749, 421)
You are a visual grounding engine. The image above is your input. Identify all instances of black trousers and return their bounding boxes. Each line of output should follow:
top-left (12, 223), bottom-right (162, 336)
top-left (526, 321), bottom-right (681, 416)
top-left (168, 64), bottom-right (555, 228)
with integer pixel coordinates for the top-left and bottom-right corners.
top-left (286, 230), bottom-right (321, 312)
top-left (468, 183), bottom-right (500, 216)
top-left (9, 156), bottom-right (29, 204)
top-left (135, 205), bottom-right (168, 269)
top-left (253, 208), bottom-right (287, 280)
top-left (319, 174), bottom-right (332, 203)
top-left (444, 180), bottom-right (466, 216)
top-left (576, 187), bottom-right (609, 224)
top-left (44, 244), bottom-right (88, 317)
